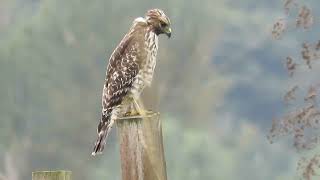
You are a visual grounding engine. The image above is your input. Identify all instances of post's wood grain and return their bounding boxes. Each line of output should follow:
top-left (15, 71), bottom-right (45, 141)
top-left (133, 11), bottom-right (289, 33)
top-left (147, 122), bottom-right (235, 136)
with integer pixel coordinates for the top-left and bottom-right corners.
top-left (116, 112), bottom-right (167, 180)
top-left (32, 171), bottom-right (72, 180)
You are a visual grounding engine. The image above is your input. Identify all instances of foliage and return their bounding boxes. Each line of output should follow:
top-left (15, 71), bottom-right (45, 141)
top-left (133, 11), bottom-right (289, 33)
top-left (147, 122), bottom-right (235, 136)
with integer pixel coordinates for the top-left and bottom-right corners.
top-left (0, 0), bottom-right (230, 179)
top-left (268, 0), bottom-right (320, 179)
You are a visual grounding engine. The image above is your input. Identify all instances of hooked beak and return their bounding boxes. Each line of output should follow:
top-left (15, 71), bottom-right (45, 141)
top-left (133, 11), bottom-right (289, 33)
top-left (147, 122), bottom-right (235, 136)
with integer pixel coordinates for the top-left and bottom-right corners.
top-left (164, 27), bottom-right (171, 38)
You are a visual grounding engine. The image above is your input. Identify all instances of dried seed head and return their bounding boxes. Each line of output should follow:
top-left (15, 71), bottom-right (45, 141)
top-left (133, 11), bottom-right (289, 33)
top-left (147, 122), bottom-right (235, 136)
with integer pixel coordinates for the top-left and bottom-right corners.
top-left (272, 18), bottom-right (287, 39)
top-left (296, 6), bottom-right (314, 29)
top-left (283, 0), bottom-right (298, 14)
top-left (285, 56), bottom-right (297, 77)
top-left (304, 86), bottom-right (317, 103)
top-left (284, 85), bottom-right (298, 103)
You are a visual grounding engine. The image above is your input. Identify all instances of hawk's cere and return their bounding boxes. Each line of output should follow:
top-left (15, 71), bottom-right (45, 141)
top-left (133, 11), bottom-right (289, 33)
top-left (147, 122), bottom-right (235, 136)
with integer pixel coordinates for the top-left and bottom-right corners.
top-left (92, 9), bottom-right (171, 156)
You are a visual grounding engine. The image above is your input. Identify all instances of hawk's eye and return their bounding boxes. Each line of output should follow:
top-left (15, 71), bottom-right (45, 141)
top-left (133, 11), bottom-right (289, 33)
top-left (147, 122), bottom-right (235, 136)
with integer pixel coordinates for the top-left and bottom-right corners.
top-left (160, 22), bottom-right (167, 27)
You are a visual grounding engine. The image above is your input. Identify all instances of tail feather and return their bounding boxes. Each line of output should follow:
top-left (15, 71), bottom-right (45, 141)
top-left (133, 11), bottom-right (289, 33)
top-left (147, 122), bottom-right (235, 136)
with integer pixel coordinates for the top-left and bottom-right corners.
top-left (92, 113), bottom-right (113, 156)
top-left (92, 133), bottom-right (106, 156)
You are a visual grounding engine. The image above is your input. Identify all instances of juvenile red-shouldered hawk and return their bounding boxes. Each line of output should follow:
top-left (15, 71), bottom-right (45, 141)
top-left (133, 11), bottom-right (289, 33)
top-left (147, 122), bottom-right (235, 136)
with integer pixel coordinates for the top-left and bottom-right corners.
top-left (92, 9), bottom-right (171, 156)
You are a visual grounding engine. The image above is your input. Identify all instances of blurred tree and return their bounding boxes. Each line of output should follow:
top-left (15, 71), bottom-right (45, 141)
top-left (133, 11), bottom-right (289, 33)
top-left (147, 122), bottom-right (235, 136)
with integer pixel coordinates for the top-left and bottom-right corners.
top-left (268, 0), bottom-right (320, 179)
top-left (0, 0), bottom-right (287, 180)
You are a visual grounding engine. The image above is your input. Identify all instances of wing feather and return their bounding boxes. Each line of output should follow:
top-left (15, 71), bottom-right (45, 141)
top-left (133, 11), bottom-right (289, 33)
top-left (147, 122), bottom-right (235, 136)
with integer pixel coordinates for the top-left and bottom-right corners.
top-left (100, 23), bottom-right (146, 130)
top-left (93, 20), bottom-right (148, 155)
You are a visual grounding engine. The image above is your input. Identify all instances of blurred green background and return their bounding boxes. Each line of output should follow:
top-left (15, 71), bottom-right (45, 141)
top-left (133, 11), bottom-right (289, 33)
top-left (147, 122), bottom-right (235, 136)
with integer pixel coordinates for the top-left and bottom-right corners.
top-left (1, 0), bottom-right (319, 179)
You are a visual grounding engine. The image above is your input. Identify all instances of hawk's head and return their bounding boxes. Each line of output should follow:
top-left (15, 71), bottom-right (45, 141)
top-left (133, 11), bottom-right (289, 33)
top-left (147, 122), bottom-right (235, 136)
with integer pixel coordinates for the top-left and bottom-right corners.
top-left (145, 9), bottom-right (171, 38)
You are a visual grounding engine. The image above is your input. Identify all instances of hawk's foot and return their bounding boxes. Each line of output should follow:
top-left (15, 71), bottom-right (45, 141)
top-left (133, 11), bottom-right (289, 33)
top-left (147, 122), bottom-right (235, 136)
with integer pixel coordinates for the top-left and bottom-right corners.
top-left (124, 108), bottom-right (148, 117)
top-left (124, 108), bottom-right (140, 117)
top-left (129, 97), bottom-right (147, 117)
top-left (137, 108), bottom-right (148, 117)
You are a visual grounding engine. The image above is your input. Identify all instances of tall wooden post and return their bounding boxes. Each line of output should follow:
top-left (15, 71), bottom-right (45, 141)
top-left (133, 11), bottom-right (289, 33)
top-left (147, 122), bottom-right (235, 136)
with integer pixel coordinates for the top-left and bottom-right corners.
top-left (116, 111), bottom-right (167, 180)
top-left (32, 171), bottom-right (72, 180)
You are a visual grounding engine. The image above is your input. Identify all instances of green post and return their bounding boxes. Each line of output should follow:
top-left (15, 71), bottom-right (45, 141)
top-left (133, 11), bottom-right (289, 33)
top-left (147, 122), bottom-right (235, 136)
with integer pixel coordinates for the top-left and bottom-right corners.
top-left (32, 171), bottom-right (72, 180)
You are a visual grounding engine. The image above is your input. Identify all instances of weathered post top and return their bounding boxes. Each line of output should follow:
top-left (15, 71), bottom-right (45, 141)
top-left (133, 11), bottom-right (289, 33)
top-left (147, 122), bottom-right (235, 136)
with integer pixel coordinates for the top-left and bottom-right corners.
top-left (32, 171), bottom-right (72, 180)
top-left (116, 111), bottom-right (167, 180)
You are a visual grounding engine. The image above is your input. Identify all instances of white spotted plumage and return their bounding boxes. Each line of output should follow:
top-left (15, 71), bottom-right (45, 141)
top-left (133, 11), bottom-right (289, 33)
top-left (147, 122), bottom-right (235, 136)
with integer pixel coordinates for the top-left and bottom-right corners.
top-left (92, 9), bottom-right (170, 156)
top-left (131, 29), bottom-right (158, 98)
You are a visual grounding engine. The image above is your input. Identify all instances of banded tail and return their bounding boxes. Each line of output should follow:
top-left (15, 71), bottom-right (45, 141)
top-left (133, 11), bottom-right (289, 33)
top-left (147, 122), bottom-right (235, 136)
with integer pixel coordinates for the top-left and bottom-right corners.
top-left (92, 113), bottom-right (114, 156)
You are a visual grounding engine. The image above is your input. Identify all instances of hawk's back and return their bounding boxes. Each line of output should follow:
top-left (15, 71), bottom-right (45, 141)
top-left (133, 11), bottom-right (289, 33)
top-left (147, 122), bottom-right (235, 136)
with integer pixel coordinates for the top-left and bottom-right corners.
top-left (102, 17), bottom-right (159, 118)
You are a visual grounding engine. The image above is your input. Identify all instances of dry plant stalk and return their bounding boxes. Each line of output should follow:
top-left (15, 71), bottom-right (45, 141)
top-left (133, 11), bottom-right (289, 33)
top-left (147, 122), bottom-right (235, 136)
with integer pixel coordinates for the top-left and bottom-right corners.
top-left (304, 85), bottom-right (317, 102)
top-left (284, 85), bottom-right (298, 104)
top-left (296, 6), bottom-right (314, 29)
top-left (301, 41), bottom-right (320, 69)
top-left (269, 1), bottom-right (320, 179)
top-left (302, 42), bottom-right (312, 69)
top-left (316, 40), bottom-right (320, 51)
top-left (272, 18), bottom-right (286, 39)
top-left (298, 155), bottom-right (320, 180)
top-left (284, 0), bottom-right (298, 14)
top-left (285, 56), bottom-right (298, 77)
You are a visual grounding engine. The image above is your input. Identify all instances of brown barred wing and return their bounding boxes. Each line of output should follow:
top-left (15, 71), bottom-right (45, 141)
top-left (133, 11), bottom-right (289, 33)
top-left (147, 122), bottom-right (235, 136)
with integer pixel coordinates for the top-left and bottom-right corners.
top-left (92, 63), bottom-right (138, 155)
top-left (99, 60), bottom-right (139, 132)
top-left (92, 31), bottom-right (144, 155)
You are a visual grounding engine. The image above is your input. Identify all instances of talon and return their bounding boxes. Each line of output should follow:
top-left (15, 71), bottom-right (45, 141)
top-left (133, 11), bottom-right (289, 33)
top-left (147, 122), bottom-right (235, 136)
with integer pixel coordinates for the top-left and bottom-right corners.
top-left (124, 109), bottom-right (140, 117)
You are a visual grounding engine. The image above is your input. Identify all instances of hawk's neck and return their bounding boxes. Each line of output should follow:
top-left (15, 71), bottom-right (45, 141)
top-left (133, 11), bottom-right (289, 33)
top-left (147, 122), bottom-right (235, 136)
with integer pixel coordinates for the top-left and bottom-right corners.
top-left (134, 17), bottom-right (147, 24)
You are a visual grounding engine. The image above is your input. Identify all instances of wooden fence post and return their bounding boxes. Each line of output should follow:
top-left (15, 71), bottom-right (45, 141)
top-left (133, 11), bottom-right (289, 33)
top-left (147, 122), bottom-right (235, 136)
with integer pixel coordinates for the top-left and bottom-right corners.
top-left (32, 171), bottom-right (72, 180)
top-left (116, 111), bottom-right (167, 180)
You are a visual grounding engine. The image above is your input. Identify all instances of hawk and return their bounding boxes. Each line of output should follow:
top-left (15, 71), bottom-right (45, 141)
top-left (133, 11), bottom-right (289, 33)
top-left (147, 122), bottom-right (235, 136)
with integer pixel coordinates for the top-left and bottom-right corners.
top-left (92, 9), bottom-right (171, 156)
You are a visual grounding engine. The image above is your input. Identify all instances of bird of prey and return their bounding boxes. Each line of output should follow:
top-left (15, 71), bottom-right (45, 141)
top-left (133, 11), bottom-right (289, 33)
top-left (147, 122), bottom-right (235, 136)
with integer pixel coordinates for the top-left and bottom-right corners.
top-left (92, 9), bottom-right (171, 156)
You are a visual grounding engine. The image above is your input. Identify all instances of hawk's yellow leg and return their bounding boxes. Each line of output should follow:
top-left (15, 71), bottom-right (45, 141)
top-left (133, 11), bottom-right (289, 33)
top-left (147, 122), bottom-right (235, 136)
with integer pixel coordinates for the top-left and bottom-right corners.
top-left (123, 97), bottom-right (147, 117)
top-left (133, 97), bottom-right (147, 116)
